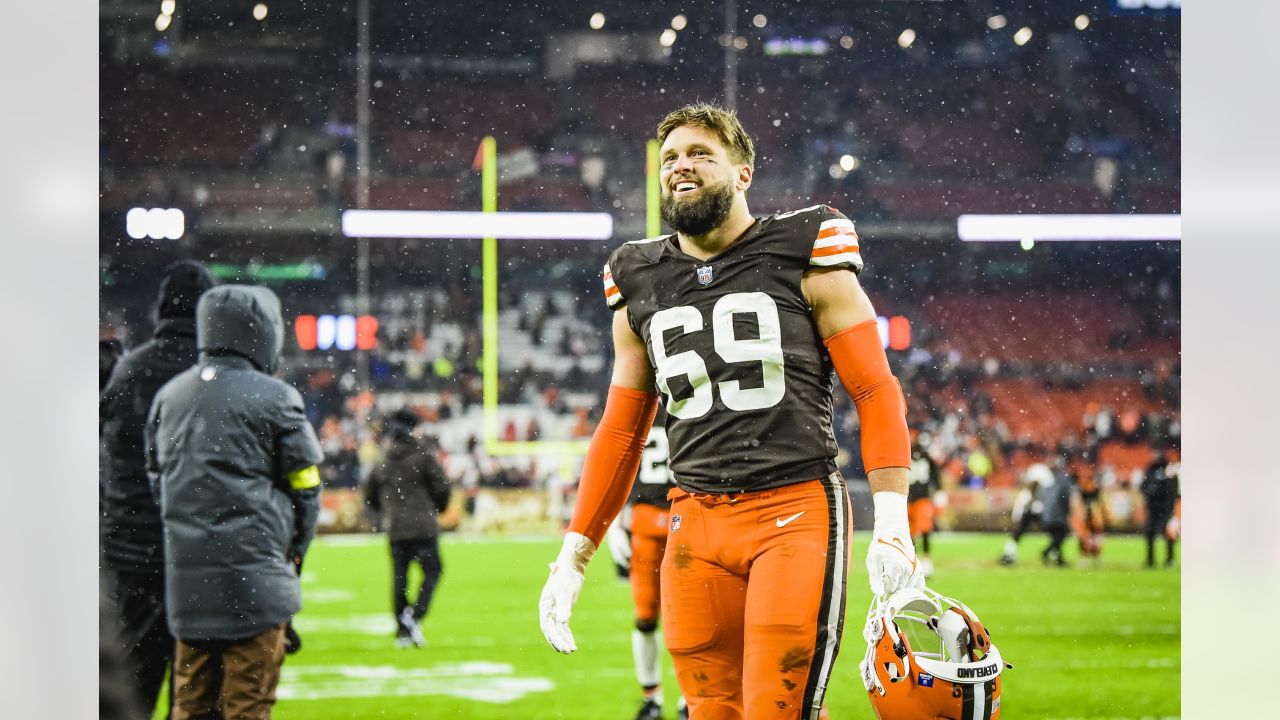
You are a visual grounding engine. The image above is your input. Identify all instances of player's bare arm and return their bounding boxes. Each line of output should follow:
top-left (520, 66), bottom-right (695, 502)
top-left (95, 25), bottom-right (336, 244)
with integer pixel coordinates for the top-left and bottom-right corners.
top-left (539, 307), bottom-right (659, 653)
top-left (802, 268), bottom-right (908, 496)
top-left (803, 265), bottom-right (919, 595)
top-left (609, 307), bottom-right (656, 391)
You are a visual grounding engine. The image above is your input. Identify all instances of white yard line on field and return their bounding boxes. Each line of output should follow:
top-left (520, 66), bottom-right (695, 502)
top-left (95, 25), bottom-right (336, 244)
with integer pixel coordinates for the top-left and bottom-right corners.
top-left (278, 661), bottom-right (554, 703)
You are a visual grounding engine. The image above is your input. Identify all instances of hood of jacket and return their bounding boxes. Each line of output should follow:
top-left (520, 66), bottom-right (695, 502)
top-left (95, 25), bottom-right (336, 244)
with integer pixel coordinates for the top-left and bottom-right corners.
top-left (384, 434), bottom-right (424, 462)
top-left (196, 285), bottom-right (284, 374)
top-left (154, 260), bottom-right (217, 320)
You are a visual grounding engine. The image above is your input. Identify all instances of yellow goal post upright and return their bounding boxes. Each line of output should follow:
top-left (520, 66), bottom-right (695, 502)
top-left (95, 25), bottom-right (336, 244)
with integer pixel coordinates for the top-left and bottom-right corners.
top-left (476, 137), bottom-right (662, 529)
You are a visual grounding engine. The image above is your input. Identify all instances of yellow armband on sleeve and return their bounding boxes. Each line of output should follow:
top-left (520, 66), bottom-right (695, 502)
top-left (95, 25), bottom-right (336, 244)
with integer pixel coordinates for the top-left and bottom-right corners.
top-left (286, 465), bottom-right (321, 490)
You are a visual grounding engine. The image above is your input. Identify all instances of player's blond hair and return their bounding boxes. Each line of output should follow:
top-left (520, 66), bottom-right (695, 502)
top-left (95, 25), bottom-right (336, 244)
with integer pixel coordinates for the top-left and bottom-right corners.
top-left (657, 103), bottom-right (756, 169)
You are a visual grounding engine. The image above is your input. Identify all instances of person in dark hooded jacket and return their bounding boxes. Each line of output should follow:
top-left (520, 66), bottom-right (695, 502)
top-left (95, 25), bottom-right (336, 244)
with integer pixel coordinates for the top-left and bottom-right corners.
top-left (100, 259), bottom-right (215, 715)
top-left (146, 285), bottom-right (322, 720)
top-left (362, 408), bottom-right (452, 648)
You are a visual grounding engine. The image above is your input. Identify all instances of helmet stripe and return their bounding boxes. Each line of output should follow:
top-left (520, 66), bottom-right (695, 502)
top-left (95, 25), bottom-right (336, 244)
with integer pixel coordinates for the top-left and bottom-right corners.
top-left (963, 678), bottom-right (993, 720)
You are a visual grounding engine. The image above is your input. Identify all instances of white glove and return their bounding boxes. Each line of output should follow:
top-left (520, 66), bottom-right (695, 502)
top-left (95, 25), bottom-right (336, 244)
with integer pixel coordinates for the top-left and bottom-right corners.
top-left (606, 506), bottom-right (633, 579)
top-left (538, 532), bottom-right (596, 653)
top-left (866, 492), bottom-right (922, 597)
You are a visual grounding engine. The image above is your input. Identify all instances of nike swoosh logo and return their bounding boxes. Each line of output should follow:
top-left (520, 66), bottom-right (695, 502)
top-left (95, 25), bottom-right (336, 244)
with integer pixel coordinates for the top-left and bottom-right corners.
top-left (876, 537), bottom-right (919, 573)
top-left (776, 511), bottom-right (806, 528)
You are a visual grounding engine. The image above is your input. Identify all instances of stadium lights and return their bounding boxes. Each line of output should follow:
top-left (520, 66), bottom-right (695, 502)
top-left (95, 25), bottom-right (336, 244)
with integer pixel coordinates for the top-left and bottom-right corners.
top-left (341, 209), bottom-right (615, 241)
top-left (763, 38), bottom-right (829, 56)
top-left (126, 207), bottom-right (184, 240)
top-left (897, 29), bottom-right (916, 48)
top-left (294, 314), bottom-right (378, 352)
top-left (876, 316), bottom-right (912, 351)
top-left (839, 154), bottom-right (861, 172)
top-left (660, 28), bottom-right (678, 47)
top-left (671, 14), bottom-right (687, 31)
top-left (1013, 27), bottom-right (1033, 46)
top-left (160, 0), bottom-right (175, 15)
top-left (987, 15), bottom-right (1008, 30)
top-left (155, 13), bottom-right (172, 31)
top-left (253, 4), bottom-right (268, 22)
top-left (957, 214), bottom-right (1181, 242)
top-left (839, 35), bottom-right (855, 49)
top-left (1075, 15), bottom-right (1091, 30)
top-left (753, 14), bottom-right (768, 29)
top-left (589, 12), bottom-right (605, 30)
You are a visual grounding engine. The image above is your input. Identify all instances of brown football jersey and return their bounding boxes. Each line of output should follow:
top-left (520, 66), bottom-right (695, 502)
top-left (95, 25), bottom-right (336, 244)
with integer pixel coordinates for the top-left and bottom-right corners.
top-left (908, 450), bottom-right (940, 502)
top-left (603, 205), bottom-right (864, 494)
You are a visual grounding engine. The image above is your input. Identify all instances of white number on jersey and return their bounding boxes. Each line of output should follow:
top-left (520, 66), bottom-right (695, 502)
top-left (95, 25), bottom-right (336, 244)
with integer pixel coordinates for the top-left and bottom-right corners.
top-left (648, 292), bottom-right (787, 420)
top-left (638, 428), bottom-right (671, 485)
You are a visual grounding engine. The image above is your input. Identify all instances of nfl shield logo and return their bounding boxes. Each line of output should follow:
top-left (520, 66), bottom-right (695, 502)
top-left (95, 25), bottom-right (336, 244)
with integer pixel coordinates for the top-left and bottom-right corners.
top-left (917, 673), bottom-right (934, 688)
top-left (696, 265), bottom-right (714, 285)
top-left (670, 514), bottom-right (682, 532)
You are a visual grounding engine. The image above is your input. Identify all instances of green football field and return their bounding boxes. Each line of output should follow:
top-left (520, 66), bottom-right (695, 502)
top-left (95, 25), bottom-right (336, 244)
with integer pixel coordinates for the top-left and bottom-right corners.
top-left (179, 531), bottom-right (1180, 719)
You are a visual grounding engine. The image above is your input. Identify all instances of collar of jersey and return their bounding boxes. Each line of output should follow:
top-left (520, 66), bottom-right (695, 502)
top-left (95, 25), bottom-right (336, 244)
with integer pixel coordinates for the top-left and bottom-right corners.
top-left (663, 217), bottom-right (764, 265)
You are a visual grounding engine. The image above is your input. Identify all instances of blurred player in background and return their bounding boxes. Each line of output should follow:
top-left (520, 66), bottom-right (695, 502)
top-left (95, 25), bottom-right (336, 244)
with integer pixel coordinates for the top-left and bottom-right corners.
top-left (606, 413), bottom-right (690, 720)
top-left (540, 103), bottom-right (916, 719)
top-left (907, 432), bottom-right (942, 578)
top-left (1038, 453), bottom-right (1076, 567)
top-left (1000, 451), bottom-right (1052, 566)
top-left (1068, 447), bottom-right (1104, 566)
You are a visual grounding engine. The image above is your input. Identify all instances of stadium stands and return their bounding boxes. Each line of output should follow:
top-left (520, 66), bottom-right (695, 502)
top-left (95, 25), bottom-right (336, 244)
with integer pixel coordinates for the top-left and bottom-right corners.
top-left (99, 3), bottom-right (1180, 538)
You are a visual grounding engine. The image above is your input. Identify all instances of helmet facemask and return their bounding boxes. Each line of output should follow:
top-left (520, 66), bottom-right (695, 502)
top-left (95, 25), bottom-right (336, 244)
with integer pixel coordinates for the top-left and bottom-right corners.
top-left (860, 587), bottom-right (1012, 719)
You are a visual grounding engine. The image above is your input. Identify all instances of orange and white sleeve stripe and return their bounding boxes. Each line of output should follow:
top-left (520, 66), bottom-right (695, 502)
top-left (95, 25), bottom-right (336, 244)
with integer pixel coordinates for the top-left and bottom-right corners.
top-left (603, 263), bottom-right (625, 309)
top-left (809, 217), bottom-right (864, 272)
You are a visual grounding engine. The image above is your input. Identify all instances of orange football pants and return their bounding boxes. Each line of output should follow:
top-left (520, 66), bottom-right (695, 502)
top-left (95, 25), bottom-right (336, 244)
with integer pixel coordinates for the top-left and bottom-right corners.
top-left (661, 473), bottom-right (852, 720)
top-left (908, 498), bottom-right (936, 538)
top-left (631, 502), bottom-right (670, 624)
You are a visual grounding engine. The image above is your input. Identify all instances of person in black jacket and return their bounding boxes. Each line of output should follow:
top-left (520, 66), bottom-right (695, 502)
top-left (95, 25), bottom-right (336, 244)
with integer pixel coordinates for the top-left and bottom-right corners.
top-left (1141, 443), bottom-right (1181, 568)
top-left (362, 408), bottom-right (452, 648)
top-left (100, 260), bottom-right (215, 715)
top-left (147, 285), bottom-right (322, 720)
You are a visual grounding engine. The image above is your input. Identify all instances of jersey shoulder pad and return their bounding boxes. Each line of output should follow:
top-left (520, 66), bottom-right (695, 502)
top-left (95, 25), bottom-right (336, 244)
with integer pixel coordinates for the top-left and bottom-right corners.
top-left (602, 235), bottom-right (667, 310)
top-left (770, 205), bottom-right (864, 274)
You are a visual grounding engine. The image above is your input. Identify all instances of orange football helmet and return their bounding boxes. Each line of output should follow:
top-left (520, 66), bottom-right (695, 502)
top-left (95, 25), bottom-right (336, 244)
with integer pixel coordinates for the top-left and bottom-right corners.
top-left (860, 587), bottom-right (1011, 720)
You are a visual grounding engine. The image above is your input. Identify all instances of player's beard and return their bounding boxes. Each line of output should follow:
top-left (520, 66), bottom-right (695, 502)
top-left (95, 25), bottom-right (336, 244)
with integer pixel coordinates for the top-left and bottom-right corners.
top-left (660, 177), bottom-right (735, 237)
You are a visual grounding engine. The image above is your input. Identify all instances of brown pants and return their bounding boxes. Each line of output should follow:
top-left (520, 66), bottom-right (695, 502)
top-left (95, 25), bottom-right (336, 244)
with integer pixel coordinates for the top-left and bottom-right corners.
top-left (662, 474), bottom-right (852, 720)
top-left (172, 624), bottom-right (286, 720)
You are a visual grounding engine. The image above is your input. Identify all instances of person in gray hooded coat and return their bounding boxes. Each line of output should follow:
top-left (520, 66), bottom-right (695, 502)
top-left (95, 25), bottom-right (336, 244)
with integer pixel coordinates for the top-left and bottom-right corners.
top-left (146, 285), bottom-right (322, 720)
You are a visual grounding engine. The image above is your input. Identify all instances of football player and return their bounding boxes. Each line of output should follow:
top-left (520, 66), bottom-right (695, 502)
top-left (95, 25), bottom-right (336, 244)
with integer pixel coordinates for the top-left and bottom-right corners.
top-left (907, 433), bottom-right (942, 578)
top-left (540, 103), bottom-right (917, 719)
top-left (999, 455), bottom-right (1051, 566)
top-left (606, 415), bottom-right (690, 720)
top-left (1070, 462), bottom-right (1104, 566)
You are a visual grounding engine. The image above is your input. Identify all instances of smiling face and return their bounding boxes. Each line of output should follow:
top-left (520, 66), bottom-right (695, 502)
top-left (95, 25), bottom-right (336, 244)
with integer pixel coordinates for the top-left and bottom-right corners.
top-left (658, 124), bottom-right (751, 237)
